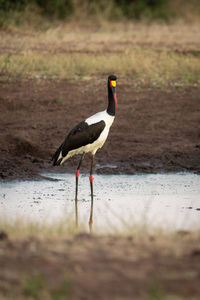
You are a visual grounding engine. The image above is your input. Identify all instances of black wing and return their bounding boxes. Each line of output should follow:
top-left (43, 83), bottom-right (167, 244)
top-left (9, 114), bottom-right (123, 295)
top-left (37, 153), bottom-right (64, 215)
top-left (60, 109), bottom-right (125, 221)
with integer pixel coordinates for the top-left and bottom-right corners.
top-left (62, 120), bottom-right (106, 156)
top-left (52, 120), bottom-right (105, 165)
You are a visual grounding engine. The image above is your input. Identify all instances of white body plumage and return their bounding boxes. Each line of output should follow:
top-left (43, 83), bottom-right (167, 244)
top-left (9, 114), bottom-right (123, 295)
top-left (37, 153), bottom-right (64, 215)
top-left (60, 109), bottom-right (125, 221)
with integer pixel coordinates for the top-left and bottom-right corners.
top-left (59, 110), bottom-right (114, 164)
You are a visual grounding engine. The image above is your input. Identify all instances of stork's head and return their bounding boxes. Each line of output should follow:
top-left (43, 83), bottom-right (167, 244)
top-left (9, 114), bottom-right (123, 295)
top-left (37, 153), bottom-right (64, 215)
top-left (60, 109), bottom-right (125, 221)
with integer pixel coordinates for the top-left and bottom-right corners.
top-left (108, 75), bottom-right (117, 88)
top-left (108, 75), bottom-right (117, 109)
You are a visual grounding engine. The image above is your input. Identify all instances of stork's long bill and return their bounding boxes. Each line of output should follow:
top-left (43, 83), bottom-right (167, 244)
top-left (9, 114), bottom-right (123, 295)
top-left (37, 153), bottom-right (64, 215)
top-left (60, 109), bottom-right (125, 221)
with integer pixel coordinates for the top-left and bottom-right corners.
top-left (113, 92), bottom-right (118, 109)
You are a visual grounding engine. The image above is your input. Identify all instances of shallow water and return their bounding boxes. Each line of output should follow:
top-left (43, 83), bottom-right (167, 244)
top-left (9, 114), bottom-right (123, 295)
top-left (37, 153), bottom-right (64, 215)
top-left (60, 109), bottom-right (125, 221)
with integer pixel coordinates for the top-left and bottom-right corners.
top-left (0, 172), bottom-right (200, 232)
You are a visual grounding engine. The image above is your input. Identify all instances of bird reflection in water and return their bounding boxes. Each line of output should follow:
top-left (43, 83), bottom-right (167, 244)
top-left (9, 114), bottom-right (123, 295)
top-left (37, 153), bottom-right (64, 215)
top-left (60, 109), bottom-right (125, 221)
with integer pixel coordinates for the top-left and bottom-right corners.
top-left (88, 189), bottom-right (94, 233)
top-left (74, 189), bottom-right (94, 233)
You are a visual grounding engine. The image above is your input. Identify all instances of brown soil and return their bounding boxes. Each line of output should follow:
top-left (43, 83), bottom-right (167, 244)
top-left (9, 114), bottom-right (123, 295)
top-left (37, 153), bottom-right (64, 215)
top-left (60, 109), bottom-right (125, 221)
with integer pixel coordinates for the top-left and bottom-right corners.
top-left (0, 79), bottom-right (200, 180)
top-left (0, 233), bottom-right (200, 299)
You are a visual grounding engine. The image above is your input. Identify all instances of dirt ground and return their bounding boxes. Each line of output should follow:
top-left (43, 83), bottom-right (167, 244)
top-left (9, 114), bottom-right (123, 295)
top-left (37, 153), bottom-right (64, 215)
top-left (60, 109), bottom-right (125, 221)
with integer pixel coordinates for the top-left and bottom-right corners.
top-left (0, 78), bottom-right (200, 299)
top-left (0, 79), bottom-right (200, 180)
top-left (0, 232), bottom-right (200, 299)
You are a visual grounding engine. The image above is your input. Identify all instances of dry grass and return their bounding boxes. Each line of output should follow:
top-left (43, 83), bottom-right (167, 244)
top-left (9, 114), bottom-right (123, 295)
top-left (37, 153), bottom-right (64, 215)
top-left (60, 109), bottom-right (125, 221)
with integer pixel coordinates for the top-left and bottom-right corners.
top-left (0, 217), bottom-right (83, 239)
top-left (1, 216), bottom-right (200, 242)
top-left (0, 23), bottom-right (200, 86)
top-left (0, 49), bottom-right (200, 85)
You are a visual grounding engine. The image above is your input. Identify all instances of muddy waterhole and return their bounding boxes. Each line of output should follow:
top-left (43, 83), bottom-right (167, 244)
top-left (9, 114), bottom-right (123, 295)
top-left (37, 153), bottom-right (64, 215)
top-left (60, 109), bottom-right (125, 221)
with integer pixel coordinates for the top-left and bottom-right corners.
top-left (0, 172), bottom-right (200, 232)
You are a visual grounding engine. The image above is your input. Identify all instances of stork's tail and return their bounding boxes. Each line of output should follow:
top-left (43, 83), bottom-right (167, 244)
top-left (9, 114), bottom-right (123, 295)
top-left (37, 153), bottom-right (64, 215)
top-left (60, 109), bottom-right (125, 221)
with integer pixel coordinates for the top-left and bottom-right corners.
top-left (52, 143), bottom-right (63, 166)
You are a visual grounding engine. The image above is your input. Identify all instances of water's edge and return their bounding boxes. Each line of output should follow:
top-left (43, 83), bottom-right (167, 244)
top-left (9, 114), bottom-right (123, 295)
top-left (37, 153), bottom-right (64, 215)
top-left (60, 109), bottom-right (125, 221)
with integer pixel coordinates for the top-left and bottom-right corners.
top-left (1, 172), bottom-right (200, 232)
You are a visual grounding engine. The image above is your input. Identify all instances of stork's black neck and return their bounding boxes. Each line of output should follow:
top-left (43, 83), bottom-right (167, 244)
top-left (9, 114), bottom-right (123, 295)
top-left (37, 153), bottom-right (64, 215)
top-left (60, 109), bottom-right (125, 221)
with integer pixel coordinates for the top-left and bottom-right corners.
top-left (106, 82), bottom-right (116, 116)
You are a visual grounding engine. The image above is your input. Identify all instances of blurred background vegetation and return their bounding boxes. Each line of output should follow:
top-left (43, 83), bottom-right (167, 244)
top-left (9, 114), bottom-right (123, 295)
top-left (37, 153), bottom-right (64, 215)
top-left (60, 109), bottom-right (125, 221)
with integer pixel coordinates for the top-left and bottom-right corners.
top-left (0, 0), bottom-right (200, 28)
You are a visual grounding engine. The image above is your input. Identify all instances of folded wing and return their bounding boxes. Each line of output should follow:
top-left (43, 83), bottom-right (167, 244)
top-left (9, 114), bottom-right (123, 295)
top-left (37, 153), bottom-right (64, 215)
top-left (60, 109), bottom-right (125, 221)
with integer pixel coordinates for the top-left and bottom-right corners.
top-left (52, 120), bottom-right (106, 165)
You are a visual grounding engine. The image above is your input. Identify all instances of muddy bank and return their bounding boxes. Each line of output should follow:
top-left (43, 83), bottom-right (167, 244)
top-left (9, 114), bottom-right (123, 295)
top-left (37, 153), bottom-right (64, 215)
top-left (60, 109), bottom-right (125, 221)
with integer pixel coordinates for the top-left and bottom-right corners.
top-left (0, 233), bottom-right (200, 299)
top-left (0, 79), bottom-right (200, 180)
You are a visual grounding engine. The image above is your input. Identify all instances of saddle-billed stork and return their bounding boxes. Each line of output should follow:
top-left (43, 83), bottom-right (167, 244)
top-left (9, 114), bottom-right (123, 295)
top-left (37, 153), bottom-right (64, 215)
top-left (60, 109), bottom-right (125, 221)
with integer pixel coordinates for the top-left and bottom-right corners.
top-left (52, 75), bottom-right (118, 230)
